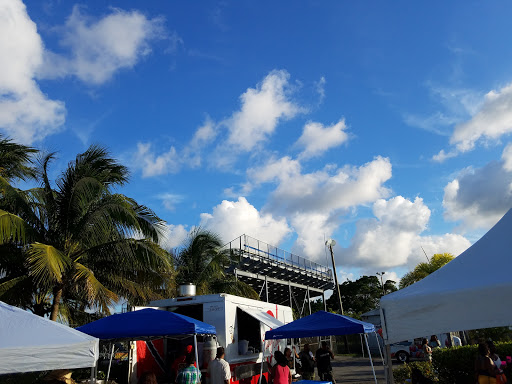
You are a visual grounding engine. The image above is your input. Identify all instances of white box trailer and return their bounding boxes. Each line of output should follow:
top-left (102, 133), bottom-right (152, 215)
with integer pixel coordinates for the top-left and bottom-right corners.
top-left (129, 293), bottom-right (294, 384)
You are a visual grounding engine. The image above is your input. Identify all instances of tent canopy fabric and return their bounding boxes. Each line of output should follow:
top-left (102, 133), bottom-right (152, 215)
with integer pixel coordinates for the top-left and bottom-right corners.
top-left (77, 308), bottom-right (216, 340)
top-left (380, 208), bottom-right (512, 344)
top-left (238, 306), bottom-right (284, 329)
top-left (265, 310), bottom-right (375, 339)
top-left (0, 301), bottom-right (99, 374)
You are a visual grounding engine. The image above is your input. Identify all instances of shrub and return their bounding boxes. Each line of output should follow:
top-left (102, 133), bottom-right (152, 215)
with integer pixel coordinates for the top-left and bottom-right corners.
top-left (393, 361), bottom-right (437, 384)
top-left (433, 341), bottom-right (512, 384)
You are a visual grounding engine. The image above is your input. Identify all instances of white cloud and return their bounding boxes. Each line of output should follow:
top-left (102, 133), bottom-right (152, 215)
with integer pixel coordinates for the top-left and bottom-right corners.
top-left (39, 6), bottom-right (165, 85)
top-left (0, 0), bottom-right (65, 144)
top-left (338, 196), bottom-right (470, 269)
top-left (432, 149), bottom-right (457, 163)
top-left (404, 85), bottom-right (480, 136)
top-left (157, 193), bottom-right (184, 211)
top-left (243, 156), bottom-right (392, 260)
top-left (265, 156), bottom-right (392, 215)
top-left (199, 197), bottom-right (291, 246)
top-left (160, 224), bottom-right (189, 250)
top-left (502, 142), bottom-right (512, 171)
top-left (296, 119), bottom-right (349, 159)
top-left (134, 142), bottom-right (181, 177)
top-left (450, 83), bottom-right (512, 152)
top-left (442, 148), bottom-right (512, 229)
top-left (223, 70), bottom-right (301, 151)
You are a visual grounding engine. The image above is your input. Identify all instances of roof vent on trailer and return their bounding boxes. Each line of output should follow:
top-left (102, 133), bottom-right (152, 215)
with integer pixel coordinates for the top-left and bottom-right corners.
top-left (178, 283), bottom-right (196, 297)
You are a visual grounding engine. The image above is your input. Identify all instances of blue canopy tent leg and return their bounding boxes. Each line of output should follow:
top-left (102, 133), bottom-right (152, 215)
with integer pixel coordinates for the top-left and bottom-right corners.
top-left (364, 333), bottom-right (378, 384)
top-left (106, 342), bottom-right (115, 383)
top-left (360, 333), bottom-right (365, 357)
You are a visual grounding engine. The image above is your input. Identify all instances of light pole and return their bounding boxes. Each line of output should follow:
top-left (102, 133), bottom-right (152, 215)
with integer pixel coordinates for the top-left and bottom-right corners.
top-left (326, 239), bottom-right (344, 315)
top-left (325, 239), bottom-right (349, 352)
top-left (376, 272), bottom-right (386, 296)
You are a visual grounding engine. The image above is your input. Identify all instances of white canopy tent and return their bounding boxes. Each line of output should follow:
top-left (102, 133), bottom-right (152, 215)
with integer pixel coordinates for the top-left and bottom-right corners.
top-left (0, 301), bottom-right (99, 374)
top-left (380, 208), bottom-right (512, 344)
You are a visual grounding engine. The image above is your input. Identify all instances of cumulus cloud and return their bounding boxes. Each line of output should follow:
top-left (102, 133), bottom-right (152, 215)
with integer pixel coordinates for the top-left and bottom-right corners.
top-left (160, 224), bottom-right (189, 250)
top-left (442, 148), bottom-right (512, 229)
top-left (338, 196), bottom-right (470, 269)
top-left (199, 197), bottom-right (291, 246)
top-left (39, 6), bottom-right (166, 85)
top-left (296, 119), bottom-right (349, 159)
top-left (223, 70), bottom-right (302, 151)
top-left (265, 156), bottom-right (392, 215)
top-left (0, 0), bottom-right (65, 144)
top-left (242, 156), bottom-right (392, 260)
top-left (134, 142), bottom-right (181, 177)
top-left (450, 83), bottom-right (512, 153)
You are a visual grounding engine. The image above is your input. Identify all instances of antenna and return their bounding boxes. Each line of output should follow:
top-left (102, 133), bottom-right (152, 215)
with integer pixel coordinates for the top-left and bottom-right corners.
top-left (421, 246), bottom-right (430, 262)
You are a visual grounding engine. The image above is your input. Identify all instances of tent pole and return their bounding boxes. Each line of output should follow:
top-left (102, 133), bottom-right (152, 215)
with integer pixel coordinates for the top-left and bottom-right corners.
top-left (258, 341), bottom-right (265, 384)
top-left (360, 334), bottom-right (365, 357)
top-left (194, 335), bottom-right (200, 380)
top-left (106, 342), bottom-right (115, 383)
top-left (90, 366), bottom-right (95, 384)
top-left (364, 334), bottom-right (378, 384)
top-left (374, 332), bottom-right (385, 366)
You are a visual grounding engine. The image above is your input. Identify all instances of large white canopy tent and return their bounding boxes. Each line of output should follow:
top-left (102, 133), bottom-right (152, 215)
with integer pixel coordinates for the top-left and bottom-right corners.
top-left (380, 208), bottom-right (512, 345)
top-left (0, 301), bottom-right (99, 374)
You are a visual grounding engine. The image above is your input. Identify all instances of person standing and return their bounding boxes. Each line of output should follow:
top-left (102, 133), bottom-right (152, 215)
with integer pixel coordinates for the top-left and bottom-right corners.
top-left (315, 341), bottom-right (334, 382)
top-left (176, 354), bottom-right (201, 384)
top-left (299, 344), bottom-right (316, 380)
top-left (422, 338), bottom-right (432, 362)
top-left (272, 351), bottom-right (292, 384)
top-left (208, 347), bottom-right (231, 384)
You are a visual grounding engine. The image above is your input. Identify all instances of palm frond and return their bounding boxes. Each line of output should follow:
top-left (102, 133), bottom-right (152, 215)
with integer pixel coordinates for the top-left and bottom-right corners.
top-left (0, 135), bottom-right (38, 182)
top-left (0, 209), bottom-right (30, 244)
top-left (74, 262), bottom-right (118, 313)
top-left (26, 243), bottom-right (70, 285)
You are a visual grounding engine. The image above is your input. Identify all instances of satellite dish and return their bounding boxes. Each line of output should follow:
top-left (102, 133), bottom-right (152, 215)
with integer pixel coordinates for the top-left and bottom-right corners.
top-left (325, 239), bottom-right (336, 247)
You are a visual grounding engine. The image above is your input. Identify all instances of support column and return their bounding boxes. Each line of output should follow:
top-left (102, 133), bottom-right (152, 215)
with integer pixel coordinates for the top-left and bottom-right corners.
top-left (265, 275), bottom-right (269, 302)
top-left (307, 287), bottom-right (312, 315)
top-left (322, 291), bottom-right (327, 311)
top-left (289, 282), bottom-right (292, 309)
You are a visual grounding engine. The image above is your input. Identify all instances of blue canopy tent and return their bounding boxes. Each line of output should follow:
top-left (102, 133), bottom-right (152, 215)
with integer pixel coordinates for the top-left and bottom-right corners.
top-left (77, 308), bottom-right (216, 383)
top-left (264, 311), bottom-right (383, 384)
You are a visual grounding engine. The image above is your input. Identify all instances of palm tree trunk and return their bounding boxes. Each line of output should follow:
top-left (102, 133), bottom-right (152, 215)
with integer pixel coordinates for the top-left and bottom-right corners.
top-left (50, 286), bottom-right (63, 321)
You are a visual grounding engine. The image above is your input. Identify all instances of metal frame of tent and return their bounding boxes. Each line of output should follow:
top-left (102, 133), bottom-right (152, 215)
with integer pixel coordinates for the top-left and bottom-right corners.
top-left (263, 311), bottom-right (385, 384)
top-left (77, 308), bottom-right (216, 383)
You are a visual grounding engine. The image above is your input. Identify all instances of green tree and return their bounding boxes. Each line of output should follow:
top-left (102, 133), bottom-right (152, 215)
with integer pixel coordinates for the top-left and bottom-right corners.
top-left (399, 253), bottom-right (454, 289)
top-left (0, 145), bottom-right (174, 322)
top-left (174, 228), bottom-right (259, 300)
top-left (0, 135), bottom-right (38, 182)
top-left (326, 275), bottom-right (397, 317)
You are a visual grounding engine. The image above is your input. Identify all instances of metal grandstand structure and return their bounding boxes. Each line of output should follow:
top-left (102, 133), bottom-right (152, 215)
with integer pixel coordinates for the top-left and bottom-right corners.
top-left (224, 234), bottom-right (334, 317)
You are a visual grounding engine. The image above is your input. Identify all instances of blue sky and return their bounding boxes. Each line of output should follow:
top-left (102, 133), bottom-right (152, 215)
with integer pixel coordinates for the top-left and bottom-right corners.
top-left (3, 0), bottom-right (512, 283)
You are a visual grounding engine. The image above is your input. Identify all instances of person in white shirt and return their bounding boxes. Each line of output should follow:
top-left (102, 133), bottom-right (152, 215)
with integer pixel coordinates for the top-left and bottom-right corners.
top-left (452, 336), bottom-right (462, 347)
top-left (208, 347), bottom-right (231, 384)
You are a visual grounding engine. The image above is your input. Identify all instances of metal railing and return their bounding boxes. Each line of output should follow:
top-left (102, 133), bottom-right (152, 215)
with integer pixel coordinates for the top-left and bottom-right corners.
top-left (224, 234), bottom-right (333, 280)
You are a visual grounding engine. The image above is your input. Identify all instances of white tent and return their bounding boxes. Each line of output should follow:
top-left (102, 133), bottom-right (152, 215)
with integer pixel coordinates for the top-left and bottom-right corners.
top-left (0, 301), bottom-right (99, 374)
top-left (380, 208), bottom-right (512, 344)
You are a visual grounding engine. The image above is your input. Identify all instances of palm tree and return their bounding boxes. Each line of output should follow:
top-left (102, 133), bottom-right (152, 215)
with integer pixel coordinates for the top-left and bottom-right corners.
top-left (0, 145), bottom-right (174, 322)
top-left (0, 135), bottom-right (38, 182)
top-left (174, 228), bottom-right (259, 300)
top-left (399, 253), bottom-right (454, 289)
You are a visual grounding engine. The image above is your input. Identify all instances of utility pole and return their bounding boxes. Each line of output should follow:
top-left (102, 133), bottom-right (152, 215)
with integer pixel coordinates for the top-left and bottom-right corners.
top-left (325, 239), bottom-right (349, 353)
top-left (376, 271), bottom-right (386, 296)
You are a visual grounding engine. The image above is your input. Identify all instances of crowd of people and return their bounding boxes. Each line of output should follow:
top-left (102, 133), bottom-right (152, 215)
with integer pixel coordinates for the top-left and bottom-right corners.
top-left (270, 341), bottom-right (335, 384)
top-left (137, 341), bottom-right (336, 384)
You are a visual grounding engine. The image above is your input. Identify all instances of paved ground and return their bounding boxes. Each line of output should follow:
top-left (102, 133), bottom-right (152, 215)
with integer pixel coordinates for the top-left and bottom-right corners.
top-left (329, 355), bottom-right (391, 383)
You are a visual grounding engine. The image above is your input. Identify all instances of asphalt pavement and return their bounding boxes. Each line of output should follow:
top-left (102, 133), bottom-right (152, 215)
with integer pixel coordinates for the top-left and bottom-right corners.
top-left (329, 355), bottom-right (391, 383)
